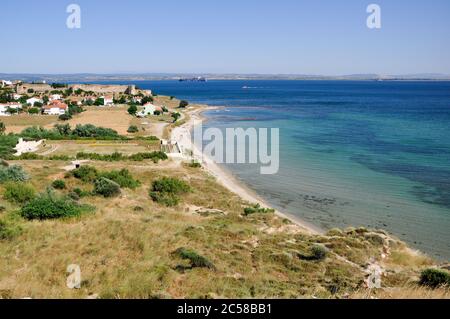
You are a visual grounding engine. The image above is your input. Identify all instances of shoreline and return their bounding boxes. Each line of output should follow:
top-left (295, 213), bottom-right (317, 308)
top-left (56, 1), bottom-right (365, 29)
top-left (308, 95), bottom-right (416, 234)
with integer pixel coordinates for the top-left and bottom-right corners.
top-left (171, 105), bottom-right (323, 235)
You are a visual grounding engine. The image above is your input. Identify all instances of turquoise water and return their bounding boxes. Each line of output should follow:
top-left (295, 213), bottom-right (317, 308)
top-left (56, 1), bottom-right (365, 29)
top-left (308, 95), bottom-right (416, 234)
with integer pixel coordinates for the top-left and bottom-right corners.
top-left (94, 80), bottom-right (450, 260)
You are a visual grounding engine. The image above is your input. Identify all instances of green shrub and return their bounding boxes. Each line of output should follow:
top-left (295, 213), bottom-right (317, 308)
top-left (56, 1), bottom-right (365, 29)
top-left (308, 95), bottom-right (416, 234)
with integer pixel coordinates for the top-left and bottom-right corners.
top-left (21, 192), bottom-right (91, 220)
top-left (76, 151), bottom-right (125, 161)
top-left (151, 177), bottom-right (190, 194)
top-left (71, 166), bottom-right (99, 182)
top-left (75, 151), bottom-right (167, 163)
top-left (0, 218), bottom-right (22, 240)
top-left (149, 177), bottom-right (190, 207)
top-left (310, 244), bottom-right (328, 261)
top-left (179, 100), bottom-right (189, 108)
top-left (59, 113), bottom-right (72, 121)
top-left (20, 124), bottom-right (122, 140)
top-left (174, 247), bottom-right (215, 270)
top-left (420, 269), bottom-right (450, 288)
top-left (99, 169), bottom-right (140, 189)
top-left (127, 125), bottom-right (139, 133)
top-left (28, 107), bottom-right (40, 114)
top-left (3, 182), bottom-right (36, 204)
top-left (52, 179), bottom-right (66, 189)
top-left (0, 165), bottom-right (29, 183)
top-left (243, 203), bottom-right (275, 216)
top-left (73, 188), bottom-right (89, 198)
top-left (0, 135), bottom-right (19, 158)
top-left (68, 191), bottom-right (80, 201)
top-left (94, 177), bottom-right (121, 198)
top-left (127, 104), bottom-right (138, 115)
top-left (128, 151), bottom-right (168, 163)
top-left (150, 192), bottom-right (179, 207)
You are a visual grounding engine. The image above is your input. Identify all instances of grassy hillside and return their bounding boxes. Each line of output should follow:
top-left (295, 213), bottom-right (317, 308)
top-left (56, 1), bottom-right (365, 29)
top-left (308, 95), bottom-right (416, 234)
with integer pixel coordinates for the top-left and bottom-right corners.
top-left (0, 158), bottom-right (447, 299)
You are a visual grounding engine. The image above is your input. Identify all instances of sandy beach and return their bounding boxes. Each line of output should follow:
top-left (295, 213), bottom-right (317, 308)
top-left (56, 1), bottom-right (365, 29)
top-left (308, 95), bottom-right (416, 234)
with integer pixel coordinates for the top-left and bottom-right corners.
top-left (171, 105), bottom-right (322, 235)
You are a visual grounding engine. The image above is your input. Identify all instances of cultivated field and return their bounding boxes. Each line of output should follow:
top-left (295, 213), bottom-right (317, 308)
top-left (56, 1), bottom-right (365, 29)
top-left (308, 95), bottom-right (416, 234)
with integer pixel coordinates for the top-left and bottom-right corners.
top-left (2, 114), bottom-right (59, 134)
top-left (67, 106), bottom-right (134, 136)
top-left (35, 140), bottom-right (161, 156)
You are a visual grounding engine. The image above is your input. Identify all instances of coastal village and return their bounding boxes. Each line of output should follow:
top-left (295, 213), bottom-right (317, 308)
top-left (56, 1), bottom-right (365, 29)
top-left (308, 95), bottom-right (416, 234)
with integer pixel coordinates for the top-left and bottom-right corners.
top-left (0, 80), bottom-right (159, 117)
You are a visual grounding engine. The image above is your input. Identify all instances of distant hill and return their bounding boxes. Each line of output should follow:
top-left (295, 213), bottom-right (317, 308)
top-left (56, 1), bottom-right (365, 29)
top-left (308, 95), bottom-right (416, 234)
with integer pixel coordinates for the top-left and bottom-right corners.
top-left (1, 73), bottom-right (450, 82)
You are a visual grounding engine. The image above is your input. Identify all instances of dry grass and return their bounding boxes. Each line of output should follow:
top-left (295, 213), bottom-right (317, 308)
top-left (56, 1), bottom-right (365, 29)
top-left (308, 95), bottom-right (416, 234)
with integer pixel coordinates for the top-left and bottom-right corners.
top-left (68, 106), bottom-right (133, 135)
top-left (350, 285), bottom-right (450, 299)
top-left (0, 159), bottom-right (447, 299)
top-left (2, 115), bottom-right (59, 134)
top-left (36, 140), bottom-right (160, 156)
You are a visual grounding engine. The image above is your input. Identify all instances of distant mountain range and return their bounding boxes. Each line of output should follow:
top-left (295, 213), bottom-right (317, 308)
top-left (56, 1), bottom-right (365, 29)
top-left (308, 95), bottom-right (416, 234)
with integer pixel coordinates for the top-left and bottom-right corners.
top-left (1, 73), bottom-right (450, 82)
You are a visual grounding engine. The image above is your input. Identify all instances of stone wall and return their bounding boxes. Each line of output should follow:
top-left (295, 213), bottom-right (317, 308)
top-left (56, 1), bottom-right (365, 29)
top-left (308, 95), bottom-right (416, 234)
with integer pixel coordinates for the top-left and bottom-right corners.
top-left (16, 84), bottom-right (52, 94)
top-left (69, 84), bottom-right (136, 95)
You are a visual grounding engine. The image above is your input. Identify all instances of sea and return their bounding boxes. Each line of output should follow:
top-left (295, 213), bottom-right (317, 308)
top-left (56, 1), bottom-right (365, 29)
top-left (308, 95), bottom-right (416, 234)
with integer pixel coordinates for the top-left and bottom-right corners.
top-left (92, 80), bottom-right (450, 260)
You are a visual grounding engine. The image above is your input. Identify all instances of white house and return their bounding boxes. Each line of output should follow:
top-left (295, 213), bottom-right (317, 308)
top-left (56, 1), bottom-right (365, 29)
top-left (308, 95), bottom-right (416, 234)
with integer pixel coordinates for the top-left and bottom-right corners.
top-left (1, 80), bottom-right (13, 87)
top-left (0, 105), bottom-right (10, 116)
top-left (132, 96), bottom-right (142, 104)
top-left (13, 94), bottom-right (22, 100)
top-left (103, 95), bottom-right (114, 106)
top-left (136, 103), bottom-right (162, 117)
top-left (0, 103), bottom-right (21, 116)
top-left (43, 101), bottom-right (68, 115)
top-left (26, 97), bottom-right (43, 106)
top-left (49, 94), bottom-right (62, 101)
top-left (6, 102), bottom-right (22, 110)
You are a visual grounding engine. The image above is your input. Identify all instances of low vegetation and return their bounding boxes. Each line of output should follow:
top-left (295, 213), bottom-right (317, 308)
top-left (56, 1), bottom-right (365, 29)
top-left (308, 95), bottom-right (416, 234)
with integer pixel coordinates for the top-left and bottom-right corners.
top-left (243, 203), bottom-right (275, 216)
top-left (99, 169), bottom-right (141, 189)
top-left (76, 151), bottom-right (167, 163)
top-left (0, 135), bottom-right (19, 158)
top-left (173, 247), bottom-right (216, 270)
top-left (20, 191), bottom-right (93, 220)
top-left (51, 179), bottom-right (66, 189)
top-left (0, 165), bottom-right (29, 183)
top-left (0, 216), bottom-right (22, 240)
top-left (420, 269), bottom-right (450, 288)
top-left (20, 124), bottom-right (122, 140)
top-left (3, 182), bottom-right (36, 204)
top-left (94, 177), bottom-right (121, 198)
top-left (149, 177), bottom-right (191, 207)
top-left (127, 125), bottom-right (139, 133)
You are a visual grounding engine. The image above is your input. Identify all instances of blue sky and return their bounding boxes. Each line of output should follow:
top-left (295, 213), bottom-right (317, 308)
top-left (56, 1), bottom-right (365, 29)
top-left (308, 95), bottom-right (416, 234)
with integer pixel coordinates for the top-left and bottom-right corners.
top-left (0, 0), bottom-right (449, 75)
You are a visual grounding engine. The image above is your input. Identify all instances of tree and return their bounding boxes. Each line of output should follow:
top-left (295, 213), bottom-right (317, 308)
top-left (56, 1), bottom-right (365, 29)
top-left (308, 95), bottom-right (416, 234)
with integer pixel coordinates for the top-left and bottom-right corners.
top-left (0, 122), bottom-right (5, 135)
top-left (141, 96), bottom-right (153, 105)
top-left (28, 108), bottom-right (40, 115)
top-left (154, 110), bottom-right (161, 116)
top-left (54, 123), bottom-right (71, 135)
top-left (94, 98), bottom-right (104, 106)
top-left (127, 104), bottom-right (138, 116)
top-left (59, 113), bottom-right (72, 121)
top-left (33, 101), bottom-right (43, 108)
top-left (179, 100), bottom-right (189, 108)
top-left (127, 125), bottom-right (139, 133)
top-left (171, 112), bottom-right (181, 123)
top-left (7, 107), bottom-right (18, 115)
